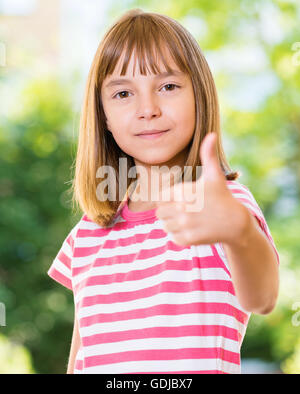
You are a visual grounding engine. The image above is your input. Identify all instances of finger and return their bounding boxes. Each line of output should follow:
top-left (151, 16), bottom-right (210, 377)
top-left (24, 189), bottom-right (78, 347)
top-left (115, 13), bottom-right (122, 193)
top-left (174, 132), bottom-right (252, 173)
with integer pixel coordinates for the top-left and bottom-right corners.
top-left (200, 132), bottom-right (226, 184)
top-left (161, 217), bottom-right (182, 233)
top-left (170, 231), bottom-right (191, 246)
top-left (156, 201), bottom-right (185, 219)
top-left (159, 182), bottom-right (190, 204)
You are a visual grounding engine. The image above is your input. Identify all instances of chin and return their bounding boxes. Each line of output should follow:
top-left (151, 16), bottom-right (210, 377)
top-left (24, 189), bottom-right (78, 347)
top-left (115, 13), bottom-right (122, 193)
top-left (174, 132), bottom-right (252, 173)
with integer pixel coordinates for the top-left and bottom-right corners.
top-left (135, 155), bottom-right (177, 167)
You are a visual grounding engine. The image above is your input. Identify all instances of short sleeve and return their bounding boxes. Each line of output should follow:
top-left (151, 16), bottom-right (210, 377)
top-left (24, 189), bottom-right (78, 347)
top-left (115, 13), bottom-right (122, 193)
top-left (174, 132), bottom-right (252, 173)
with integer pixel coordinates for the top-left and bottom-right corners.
top-left (47, 225), bottom-right (78, 291)
top-left (226, 180), bottom-right (280, 265)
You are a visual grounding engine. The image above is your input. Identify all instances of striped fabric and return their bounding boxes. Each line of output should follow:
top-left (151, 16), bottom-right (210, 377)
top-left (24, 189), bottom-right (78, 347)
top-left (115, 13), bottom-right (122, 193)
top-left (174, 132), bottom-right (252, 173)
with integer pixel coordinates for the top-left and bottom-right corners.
top-left (47, 180), bottom-right (279, 374)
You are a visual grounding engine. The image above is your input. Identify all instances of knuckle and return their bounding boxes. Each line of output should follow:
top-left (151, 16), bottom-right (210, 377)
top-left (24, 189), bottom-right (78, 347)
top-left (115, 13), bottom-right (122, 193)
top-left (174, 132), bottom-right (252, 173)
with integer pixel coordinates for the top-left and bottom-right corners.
top-left (183, 230), bottom-right (193, 244)
top-left (179, 214), bottom-right (188, 226)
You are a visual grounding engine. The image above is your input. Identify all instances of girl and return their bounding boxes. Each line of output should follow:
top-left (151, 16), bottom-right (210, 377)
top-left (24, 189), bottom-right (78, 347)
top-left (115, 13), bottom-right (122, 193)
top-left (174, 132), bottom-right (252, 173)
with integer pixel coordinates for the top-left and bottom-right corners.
top-left (48, 9), bottom-right (280, 374)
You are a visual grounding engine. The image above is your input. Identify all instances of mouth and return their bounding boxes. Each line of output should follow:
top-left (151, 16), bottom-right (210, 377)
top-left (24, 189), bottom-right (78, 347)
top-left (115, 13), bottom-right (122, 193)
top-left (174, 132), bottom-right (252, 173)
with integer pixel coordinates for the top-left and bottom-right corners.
top-left (136, 130), bottom-right (169, 139)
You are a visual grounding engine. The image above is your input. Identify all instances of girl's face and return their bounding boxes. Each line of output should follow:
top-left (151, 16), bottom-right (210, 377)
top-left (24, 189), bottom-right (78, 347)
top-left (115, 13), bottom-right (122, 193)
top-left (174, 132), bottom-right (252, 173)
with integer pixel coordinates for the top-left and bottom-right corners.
top-left (101, 48), bottom-right (196, 170)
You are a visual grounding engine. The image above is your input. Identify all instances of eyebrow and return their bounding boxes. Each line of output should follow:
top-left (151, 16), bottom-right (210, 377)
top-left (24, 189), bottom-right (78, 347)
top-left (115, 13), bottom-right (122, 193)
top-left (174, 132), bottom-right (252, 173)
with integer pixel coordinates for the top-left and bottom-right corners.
top-left (104, 70), bottom-right (185, 89)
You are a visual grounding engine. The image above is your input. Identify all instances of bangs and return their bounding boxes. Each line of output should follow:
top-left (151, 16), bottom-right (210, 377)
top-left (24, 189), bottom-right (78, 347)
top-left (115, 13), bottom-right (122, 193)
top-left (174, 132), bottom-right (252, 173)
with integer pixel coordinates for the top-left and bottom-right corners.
top-left (99, 14), bottom-right (190, 80)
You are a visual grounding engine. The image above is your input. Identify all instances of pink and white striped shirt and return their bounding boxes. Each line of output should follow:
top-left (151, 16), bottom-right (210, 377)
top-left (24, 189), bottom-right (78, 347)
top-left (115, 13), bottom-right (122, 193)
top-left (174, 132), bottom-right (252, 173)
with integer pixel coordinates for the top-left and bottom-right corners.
top-left (47, 180), bottom-right (279, 374)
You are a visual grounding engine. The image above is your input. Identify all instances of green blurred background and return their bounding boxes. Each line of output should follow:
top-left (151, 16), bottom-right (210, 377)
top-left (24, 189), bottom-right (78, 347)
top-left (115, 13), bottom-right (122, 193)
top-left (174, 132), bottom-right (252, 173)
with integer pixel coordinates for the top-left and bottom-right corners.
top-left (0, 0), bottom-right (299, 374)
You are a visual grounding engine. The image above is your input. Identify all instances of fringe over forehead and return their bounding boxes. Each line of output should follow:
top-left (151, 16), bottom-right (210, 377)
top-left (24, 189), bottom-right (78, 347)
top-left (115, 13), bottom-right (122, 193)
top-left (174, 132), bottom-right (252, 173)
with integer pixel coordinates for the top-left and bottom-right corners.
top-left (97, 10), bottom-right (192, 84)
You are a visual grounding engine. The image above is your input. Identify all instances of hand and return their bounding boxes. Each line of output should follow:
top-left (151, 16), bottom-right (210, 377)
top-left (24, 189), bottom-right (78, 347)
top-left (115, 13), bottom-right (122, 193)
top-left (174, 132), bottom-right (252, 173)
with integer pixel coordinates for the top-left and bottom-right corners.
top-left (155, 132), bottom-right (251, 246)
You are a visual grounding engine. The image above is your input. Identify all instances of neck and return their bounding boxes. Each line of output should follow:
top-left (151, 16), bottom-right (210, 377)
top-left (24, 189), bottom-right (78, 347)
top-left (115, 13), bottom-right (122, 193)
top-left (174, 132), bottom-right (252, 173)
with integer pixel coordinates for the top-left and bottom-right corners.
top-left (130, 148), bottom-right (190, 205)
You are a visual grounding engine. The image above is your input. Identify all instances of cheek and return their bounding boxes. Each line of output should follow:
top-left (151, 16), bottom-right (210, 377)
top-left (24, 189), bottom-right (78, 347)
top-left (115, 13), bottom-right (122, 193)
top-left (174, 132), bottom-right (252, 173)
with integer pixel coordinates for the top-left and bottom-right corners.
top-left (173, 105), bottom-right (195, 138)
top-left (108, 115), bottom-right (133, 149)
top-left (172, 94), bottom-right (195, 124)
top-left (106, 107), bottom-right (131, 133)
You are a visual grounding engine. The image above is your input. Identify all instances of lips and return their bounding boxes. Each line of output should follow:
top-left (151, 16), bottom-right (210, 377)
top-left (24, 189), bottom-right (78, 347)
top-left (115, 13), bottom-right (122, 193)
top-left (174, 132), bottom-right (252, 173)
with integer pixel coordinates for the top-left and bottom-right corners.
top-left (137, 130), bottom-right (169, 139)
top-left (137, 130), bottom-right (167, 136)
top-left (136, 129), bottom-right (169, 136)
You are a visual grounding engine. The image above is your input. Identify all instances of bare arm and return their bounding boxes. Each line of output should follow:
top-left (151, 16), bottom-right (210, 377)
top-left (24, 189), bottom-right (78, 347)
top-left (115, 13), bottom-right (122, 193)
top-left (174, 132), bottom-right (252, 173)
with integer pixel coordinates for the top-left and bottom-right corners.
top-left (223, 209), bottom-right (279, 315)
top-left (66, 309), bottom-right (81, 374)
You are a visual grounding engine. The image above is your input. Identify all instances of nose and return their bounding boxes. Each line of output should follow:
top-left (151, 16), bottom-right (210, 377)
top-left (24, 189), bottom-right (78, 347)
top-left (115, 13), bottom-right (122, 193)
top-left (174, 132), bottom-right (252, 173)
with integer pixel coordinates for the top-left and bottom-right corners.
top-left (137, 92), bottom-right (161, 120)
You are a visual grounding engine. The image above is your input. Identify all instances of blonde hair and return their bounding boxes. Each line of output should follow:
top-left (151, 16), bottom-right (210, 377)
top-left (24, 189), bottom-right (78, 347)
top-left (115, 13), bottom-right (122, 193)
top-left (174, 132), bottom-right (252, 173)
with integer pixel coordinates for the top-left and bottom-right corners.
top-left (71, 8), bottom-right (240, 227)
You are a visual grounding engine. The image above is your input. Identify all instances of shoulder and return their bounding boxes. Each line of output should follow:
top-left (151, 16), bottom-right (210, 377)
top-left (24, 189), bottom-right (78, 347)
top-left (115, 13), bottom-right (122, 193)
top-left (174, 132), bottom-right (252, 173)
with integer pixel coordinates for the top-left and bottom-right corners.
top-left (66, 214), bottom-right (94, 249)
top-left (70, 214), bottom-right (87, 238)
top-left (226, 179), bottom-right (254, 196)
top-left (226, 179), bottom-right (260, 208)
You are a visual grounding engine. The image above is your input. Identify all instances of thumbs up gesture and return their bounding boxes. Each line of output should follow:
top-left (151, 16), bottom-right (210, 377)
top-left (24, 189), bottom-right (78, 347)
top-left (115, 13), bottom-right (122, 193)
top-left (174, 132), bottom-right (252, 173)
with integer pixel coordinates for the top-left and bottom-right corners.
top-left (156, 132), bottom-right (250, 246)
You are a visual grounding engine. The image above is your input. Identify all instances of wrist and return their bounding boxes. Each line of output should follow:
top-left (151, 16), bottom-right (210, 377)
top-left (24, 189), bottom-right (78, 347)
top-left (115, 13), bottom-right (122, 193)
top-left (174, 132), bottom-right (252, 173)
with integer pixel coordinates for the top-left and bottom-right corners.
top-left (223, 205), bottom-right (256, 249)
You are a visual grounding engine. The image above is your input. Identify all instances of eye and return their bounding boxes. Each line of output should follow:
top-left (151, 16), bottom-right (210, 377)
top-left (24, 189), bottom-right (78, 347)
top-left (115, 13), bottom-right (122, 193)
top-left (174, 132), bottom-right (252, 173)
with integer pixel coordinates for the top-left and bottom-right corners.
top-left (161, 83), bottom-right (180, 92)
top-left (112, 84), bottom-right (180, 100)
top-left (113, 91), bottom-right (132, 100)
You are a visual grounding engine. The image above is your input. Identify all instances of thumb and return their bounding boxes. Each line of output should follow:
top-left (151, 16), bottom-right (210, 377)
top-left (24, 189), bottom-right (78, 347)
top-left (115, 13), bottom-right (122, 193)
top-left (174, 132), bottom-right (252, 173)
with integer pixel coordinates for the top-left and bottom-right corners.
top-left (200, 132), bottom-right (224, 182)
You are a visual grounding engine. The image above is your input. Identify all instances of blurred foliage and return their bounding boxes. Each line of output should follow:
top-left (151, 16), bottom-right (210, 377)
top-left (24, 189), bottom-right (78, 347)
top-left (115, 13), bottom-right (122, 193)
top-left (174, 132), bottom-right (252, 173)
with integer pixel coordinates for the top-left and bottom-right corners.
top-left (281, 336), bottom-right (300, 373)
top-left (0, 76), bottom-right (82, 373)
top-left (1, 0), bottom-right (300, 373)
top-left (0, 333), bottom-right (35, 373)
